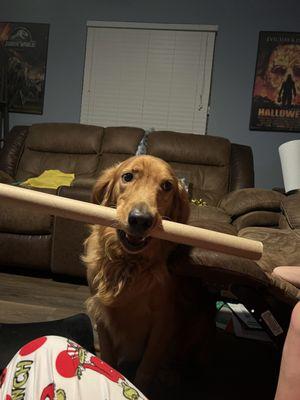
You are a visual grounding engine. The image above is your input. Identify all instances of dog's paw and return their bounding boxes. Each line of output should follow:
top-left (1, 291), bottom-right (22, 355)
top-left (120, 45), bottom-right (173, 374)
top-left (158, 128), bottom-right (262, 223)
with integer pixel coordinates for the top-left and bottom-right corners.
top-left (157, 367), bottom-right (182, 388)
top-left (133, 372), bottom-right (152, 394)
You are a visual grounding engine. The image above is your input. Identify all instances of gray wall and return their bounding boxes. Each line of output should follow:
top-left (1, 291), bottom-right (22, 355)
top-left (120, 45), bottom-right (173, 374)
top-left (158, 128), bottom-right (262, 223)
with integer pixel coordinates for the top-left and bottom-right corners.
top-left (2, 0), bottom-right (300, 188)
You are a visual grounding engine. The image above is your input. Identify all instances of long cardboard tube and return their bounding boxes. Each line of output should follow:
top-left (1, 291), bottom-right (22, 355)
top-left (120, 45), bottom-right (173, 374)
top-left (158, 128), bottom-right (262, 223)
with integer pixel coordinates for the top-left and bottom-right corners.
top-left (0, 183), bottom-right (263, 260)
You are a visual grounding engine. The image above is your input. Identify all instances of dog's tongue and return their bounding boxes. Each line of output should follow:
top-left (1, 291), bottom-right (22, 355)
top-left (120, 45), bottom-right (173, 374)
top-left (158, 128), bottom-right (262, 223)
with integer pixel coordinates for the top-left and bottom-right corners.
top-left (126, 233), bottom-right (145, 244)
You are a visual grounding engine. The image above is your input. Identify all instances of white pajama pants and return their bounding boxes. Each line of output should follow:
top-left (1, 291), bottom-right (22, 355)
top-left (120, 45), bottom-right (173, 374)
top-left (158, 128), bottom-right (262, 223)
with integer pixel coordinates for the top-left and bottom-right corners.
top-left (0, 336), bottom-right (147, 400)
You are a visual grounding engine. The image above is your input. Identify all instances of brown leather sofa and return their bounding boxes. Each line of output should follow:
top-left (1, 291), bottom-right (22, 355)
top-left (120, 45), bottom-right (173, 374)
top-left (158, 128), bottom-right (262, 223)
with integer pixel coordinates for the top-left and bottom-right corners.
top-left (52, 128), bottom-right (254, 277)
top-left (221, 189), bottom-right (300, 304)
top-left (0, 123), bottom-right (253, 278)
top-left (1, 122), bottom-right (299, 344)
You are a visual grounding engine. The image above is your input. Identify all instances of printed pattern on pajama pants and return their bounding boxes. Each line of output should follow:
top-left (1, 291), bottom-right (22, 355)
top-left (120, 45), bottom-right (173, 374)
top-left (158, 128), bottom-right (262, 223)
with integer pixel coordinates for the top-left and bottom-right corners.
top-left (0, 335), bottom-right (147, 400)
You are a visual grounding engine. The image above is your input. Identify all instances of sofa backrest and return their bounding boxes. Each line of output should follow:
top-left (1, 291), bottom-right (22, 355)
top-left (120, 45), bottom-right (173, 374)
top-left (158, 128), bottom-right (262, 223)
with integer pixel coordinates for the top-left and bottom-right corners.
top-left (1, 125), bottom-right (253, 203)
top-left (1, 124), bottom-right (145, 182)
top-left (229, 143), bottom-right (254, 192)
top-left (147, 131), bottom-right (254, 206)
top-left (15, 123), bottom-right (104, 181)
top-left (97, 127), bottom-right (145, 172)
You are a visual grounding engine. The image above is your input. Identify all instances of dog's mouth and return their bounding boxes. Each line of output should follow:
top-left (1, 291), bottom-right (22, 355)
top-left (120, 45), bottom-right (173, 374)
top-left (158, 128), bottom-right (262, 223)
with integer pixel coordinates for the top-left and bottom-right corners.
top-left (117, 229), bottom-right (151, 253)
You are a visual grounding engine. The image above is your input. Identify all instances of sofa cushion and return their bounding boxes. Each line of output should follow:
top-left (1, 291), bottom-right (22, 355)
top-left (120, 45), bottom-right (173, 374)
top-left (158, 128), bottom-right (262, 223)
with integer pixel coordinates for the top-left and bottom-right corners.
top-left (16, 124), bottom-right (104, 181)
top-left (98, 153), bottom-right (137, 172)
top-left (189, 204), bottom-right (231, 225)
top-left (101, 127), bottom-right (145, 154)
top-left (190, 188), bottom-right (224, 207)
top-left (233, 211), bottom-right (280, 231)
top-left (0, 204), bottom-right (52, 234)
top-left (188, 204), bottom-right (235, 235)
top-left (0, 187), bottom-right (54, 234)
top-left (0, 233), bottom-right (51, 270)
top-left (220, 189), bottom-right (284, 217)
top-left (148, 131), bottom-right (230, 165)
top-left (25, 123), bottom-right (103, 154)
top-left (173, 163), bottom-right (229, 206)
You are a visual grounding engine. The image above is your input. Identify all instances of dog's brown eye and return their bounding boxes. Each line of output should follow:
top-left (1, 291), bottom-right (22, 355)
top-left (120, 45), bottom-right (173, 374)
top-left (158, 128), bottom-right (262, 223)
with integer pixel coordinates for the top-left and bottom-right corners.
top-left (122, 172), bottom-right (134, 183)
top-left (161, 180), bottom-right (173, 191)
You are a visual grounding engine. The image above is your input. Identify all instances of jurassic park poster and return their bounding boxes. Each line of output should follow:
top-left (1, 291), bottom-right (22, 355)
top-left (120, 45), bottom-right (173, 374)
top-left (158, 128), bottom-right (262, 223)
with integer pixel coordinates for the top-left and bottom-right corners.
top-left (0, 22), bottom-right (49, 114)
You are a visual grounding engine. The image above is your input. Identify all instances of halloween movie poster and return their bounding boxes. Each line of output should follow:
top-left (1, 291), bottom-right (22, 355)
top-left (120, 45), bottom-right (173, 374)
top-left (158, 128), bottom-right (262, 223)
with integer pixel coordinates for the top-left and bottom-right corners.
top-left (0, 22), bottom-right (49, 114)
top-left (250, 31), bottom-right (300, 132)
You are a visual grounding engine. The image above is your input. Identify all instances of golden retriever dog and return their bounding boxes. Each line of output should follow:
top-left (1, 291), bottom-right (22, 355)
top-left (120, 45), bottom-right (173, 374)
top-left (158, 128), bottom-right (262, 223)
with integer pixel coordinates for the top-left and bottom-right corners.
top-left (83, 155), bottom-right (214, 396)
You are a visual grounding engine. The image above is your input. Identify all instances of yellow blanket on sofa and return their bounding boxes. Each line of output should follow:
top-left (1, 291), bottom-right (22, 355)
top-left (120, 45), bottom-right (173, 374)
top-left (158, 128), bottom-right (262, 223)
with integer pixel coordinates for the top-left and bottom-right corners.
top-left (22, 170), bottom-right (75, 189)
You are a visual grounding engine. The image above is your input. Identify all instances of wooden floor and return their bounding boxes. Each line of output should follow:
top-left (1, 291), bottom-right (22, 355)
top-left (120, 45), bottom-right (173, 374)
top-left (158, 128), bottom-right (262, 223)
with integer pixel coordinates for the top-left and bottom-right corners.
top-left (0, 272), bottom-right (280, 399)
top-left (0, 272), bottom-right (89, 323)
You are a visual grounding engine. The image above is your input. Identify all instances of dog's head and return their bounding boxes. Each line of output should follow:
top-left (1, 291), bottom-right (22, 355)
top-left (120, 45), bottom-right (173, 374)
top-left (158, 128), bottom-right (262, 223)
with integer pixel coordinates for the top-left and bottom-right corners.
top-left (92, 155), bottom-right (190, 254)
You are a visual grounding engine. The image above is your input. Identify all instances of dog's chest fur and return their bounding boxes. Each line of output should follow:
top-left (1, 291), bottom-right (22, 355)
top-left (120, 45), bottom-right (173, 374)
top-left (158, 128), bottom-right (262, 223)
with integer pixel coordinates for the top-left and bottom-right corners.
top-left (100, 271), bottom-right (175, 362)
top-left (85, 226), bottom-right (178, 368)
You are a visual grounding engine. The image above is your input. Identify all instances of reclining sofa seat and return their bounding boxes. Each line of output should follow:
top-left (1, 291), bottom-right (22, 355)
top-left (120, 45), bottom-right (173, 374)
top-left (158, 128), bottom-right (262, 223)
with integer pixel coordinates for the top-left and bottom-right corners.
top-left (147, 131), bottom-right (254, 234)
top-left (0, 123), bottom-right (144, 272)
top-left (226, 190), bottom-right (300, 302)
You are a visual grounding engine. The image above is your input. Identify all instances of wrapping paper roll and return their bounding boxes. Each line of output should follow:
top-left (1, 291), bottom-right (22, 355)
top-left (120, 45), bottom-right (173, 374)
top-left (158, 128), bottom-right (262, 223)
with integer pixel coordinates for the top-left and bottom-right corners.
top-left (0, 183), bottom-right (263, 260)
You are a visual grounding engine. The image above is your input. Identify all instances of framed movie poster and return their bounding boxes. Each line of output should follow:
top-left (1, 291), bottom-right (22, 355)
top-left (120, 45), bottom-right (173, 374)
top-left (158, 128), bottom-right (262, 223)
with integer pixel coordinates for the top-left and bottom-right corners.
top-left (250, 31), bottom-right (300, 132)
top-left (0, 22), bottom-right (49, 114)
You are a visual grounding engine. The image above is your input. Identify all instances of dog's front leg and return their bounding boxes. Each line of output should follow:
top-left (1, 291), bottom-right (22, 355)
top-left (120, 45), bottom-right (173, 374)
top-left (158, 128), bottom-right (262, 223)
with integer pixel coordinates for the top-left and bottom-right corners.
top-left (134, 308), bottom-right (174, 393)
top-left (97, 321), bottom-right (117, 367)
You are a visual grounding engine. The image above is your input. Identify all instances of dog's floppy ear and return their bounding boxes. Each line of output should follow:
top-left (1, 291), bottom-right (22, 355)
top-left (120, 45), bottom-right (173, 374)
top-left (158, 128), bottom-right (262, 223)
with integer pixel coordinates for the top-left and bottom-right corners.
top-left (92, 165), bottom-right (118, 206)
top-left (169, 180), bottom-right (190, 224)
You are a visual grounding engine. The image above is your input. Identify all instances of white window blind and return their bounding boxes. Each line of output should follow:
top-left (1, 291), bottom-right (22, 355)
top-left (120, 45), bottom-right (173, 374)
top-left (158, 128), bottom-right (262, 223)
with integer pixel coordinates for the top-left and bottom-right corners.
top-left (81, 22), bottom-right (217, 134)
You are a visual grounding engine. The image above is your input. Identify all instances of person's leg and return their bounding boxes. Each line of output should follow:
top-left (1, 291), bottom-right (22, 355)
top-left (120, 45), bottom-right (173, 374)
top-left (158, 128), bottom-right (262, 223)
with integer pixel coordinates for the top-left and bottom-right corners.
top-left (275, 301), bottom-right (300, 400)
top-left (0, 335), bottom-right (147, 400)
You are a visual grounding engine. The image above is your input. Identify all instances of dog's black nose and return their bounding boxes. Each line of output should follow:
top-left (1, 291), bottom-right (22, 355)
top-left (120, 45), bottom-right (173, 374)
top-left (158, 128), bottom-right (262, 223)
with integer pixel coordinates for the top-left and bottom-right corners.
top-left (128, 207), bottom-right (154, 235)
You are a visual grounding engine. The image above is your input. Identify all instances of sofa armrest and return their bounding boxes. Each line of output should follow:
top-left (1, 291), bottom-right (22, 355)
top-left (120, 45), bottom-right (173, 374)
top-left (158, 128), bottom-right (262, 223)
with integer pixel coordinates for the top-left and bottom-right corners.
top-left (0, 170), bottom-right (14, 184)
top-left (0, 126), bottom-right (28, 177)
top-left (281, 193), bottom-right (300, 229)
top-left (219, 188), bottom-right (284, 218)
top-left (169, 245), bottom-right (269, 287)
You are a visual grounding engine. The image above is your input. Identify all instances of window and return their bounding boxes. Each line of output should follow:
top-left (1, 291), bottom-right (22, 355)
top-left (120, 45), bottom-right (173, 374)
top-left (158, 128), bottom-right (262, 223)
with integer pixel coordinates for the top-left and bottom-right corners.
top-left (81, 21), bottom-right (217, 134)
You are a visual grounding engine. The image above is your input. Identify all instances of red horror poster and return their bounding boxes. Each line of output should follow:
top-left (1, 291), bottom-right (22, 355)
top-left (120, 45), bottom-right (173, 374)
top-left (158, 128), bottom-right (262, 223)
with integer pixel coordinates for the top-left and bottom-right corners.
top-left (0, 22), bottom-right (49, 114)
top-left (250, 31), bottom-right (300, 132)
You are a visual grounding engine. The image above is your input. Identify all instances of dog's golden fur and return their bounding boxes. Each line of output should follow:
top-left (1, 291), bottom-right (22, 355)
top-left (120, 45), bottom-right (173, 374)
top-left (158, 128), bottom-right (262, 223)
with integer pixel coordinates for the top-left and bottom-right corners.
top-left (83, 155), bottom-right (214, 394)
